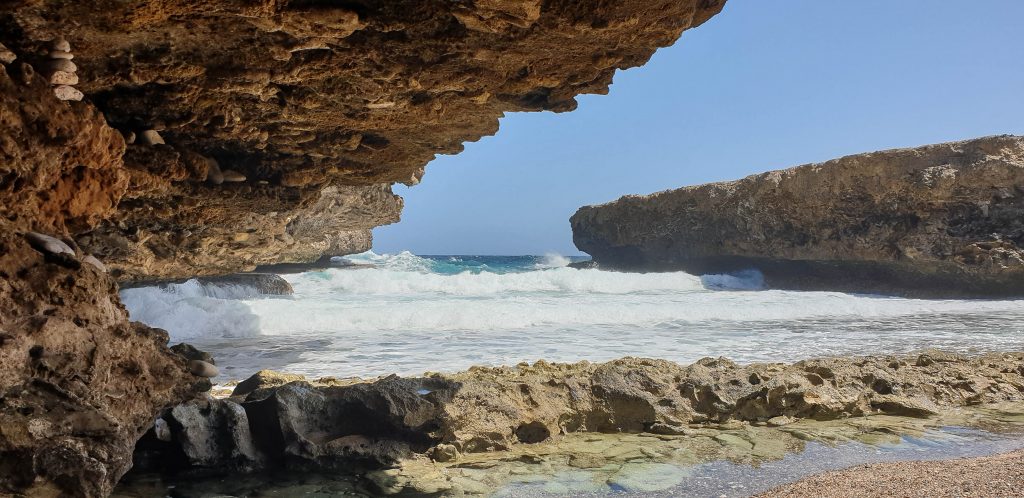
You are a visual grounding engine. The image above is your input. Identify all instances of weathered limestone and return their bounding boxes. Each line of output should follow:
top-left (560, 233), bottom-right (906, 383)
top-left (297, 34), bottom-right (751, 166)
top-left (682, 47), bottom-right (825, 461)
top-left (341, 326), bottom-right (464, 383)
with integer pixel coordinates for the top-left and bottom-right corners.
top-left (0, 2), bottom-right (734, 495)
top-left (1, 0), bottom-right (728, 282)
top-left (572, 135), bottom-right (1024, 297)
top-left (142, 351), bottom-right (1024, 480)
top-left (0, 61), bottom-right (204, 497)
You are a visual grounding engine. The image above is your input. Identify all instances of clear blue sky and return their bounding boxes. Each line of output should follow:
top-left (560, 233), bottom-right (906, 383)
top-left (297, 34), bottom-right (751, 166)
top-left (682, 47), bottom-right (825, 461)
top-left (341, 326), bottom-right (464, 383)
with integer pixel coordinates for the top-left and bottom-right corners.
top-left (374, 0), bottom-right (1024, 256)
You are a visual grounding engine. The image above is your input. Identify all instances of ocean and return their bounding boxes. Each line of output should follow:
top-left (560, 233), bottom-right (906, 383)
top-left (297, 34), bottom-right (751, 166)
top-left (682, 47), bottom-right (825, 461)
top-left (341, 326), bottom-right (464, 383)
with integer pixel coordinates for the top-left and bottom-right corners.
top-left (121, 251), bottom-right (1024, 381)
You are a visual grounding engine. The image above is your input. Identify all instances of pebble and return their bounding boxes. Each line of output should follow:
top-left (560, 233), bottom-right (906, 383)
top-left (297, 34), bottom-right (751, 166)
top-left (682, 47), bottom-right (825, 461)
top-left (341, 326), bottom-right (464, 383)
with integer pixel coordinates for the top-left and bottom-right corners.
top-left (53, 85), bottom-right (83, 101)
top-left (46, 58), bottom-right (77, 73)
top-left (82, 254), bottom-right (107, 272)
top-left (189, 360), bottom-right (219, 378)
top-left (124, 131), bottom-right (136, 144)
top-left (47, 70), bottom-right (79, 86)
top-left (154, 418), bottom-right (172, 442)
top-left (221, 169), bottom-right (246, 182)
top-left (48, 50), bottom-right (74, 60)
top-left (138, 129), bottom-right (165, 146)
top-left (206, 157), bottom-right (224, 184)
top-left (51, 36), bottom-right (71, 52)
top-left (25, 232), bottom-right (75, 257)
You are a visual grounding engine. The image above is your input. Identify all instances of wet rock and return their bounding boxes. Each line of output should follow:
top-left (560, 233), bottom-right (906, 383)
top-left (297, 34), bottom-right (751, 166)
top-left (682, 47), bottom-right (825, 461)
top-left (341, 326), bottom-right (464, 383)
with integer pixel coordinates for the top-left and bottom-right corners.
top-left (49, 50), bottom-right (74, 60)
top-left (143, 351), bottom-right (1024, 483)
top-left (870, 395), bottom-right (939, 418)
top-left (571, 135), bottom-right (1024, 298)
top-left (194, 273), bottom-right (294, 296)
top-left (189, 360), bottom-right (219, 378)
top-left (168, 398), bottom-right (265, 470)
top-left (170, 343), bottom-right (216, 365)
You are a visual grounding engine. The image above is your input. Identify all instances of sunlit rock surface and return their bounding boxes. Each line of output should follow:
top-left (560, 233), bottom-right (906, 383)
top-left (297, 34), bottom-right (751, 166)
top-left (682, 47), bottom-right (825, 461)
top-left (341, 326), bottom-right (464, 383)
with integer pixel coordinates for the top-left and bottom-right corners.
top-left (571, 135), bottom-right (1024, 297)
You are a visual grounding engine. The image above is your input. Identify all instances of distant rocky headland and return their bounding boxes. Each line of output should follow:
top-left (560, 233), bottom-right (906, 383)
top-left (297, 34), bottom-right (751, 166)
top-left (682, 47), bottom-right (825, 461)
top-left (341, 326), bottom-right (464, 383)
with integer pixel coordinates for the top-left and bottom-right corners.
top-left (571, 135), bottom-right (1024, 297)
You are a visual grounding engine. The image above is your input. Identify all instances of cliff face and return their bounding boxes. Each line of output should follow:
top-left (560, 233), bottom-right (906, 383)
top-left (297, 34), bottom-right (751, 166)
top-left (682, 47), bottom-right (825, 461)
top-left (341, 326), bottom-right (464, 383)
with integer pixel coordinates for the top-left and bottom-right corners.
top-left (0, 63), bottom-right (206, 497)
top-left (0, 1), bottom-right (727, 494)
top-left (571, 135), bottom-right (1024, 297)
top-left (2, 0), bottom-right (725, 281)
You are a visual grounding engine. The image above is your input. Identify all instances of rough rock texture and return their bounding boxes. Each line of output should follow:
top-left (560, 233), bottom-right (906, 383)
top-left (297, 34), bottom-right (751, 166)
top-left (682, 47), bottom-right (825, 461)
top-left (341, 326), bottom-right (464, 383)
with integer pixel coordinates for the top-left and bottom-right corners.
top-left (1, 0), bottom-right (727, 282)
top-left (0, 2), bottom-right (731, 494)
top-left (144, 351), bottom-right (1024, 477)
top-left (0, 227), bottom-right (205, 497)
top-left (0, 62), bottom-right (206, 496)
top-left (758, 449), bottom-right (1024, 498)
top-left (571, 135), bottom-right (1024, 297)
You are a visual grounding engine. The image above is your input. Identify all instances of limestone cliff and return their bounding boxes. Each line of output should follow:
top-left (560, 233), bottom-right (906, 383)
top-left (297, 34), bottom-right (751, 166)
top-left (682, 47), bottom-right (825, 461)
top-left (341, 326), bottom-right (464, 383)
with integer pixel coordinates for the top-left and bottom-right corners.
top-left (571, 135), bottom-right (1024, 297)
top-left (0, 1), bottom-right (727, 494)
top-left (2, 0), bottom-right (726, 282)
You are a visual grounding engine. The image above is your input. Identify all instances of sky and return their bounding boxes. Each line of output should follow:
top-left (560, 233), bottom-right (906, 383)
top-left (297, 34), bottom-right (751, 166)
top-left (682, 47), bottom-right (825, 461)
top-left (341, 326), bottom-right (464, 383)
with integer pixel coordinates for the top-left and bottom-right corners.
top-left (373, 0), bottom-right (1024, 256)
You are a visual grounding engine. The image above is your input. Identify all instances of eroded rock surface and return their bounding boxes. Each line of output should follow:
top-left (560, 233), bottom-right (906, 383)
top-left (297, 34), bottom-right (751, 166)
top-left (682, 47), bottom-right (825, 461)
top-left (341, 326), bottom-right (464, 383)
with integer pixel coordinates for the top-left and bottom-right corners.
top-left (571, 135), bottom-right (1024, 297)
top-left (1, 0), bottom-right (727, 281)
top-left (0, 62), bottom-right (206, 496)
top-left (143, 351), bottom-right (1024, 482)
top-left (0, 2), bottom-right (730, 494)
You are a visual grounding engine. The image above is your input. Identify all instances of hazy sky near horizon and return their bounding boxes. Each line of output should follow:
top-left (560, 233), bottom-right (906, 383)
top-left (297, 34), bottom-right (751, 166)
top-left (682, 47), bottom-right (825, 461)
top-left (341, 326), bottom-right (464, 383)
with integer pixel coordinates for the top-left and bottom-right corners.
top-left (373, 0), bottom-right (1024, 256)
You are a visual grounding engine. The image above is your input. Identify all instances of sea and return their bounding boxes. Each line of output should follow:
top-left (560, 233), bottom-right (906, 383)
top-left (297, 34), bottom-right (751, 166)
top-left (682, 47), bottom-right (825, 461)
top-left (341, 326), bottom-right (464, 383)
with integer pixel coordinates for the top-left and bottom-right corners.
top-left (120, 251), bottom-right (1024, 382)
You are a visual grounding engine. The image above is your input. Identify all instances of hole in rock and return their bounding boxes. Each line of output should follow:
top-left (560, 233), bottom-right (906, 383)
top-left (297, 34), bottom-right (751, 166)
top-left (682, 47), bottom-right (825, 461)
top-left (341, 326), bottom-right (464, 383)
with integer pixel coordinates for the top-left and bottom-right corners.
top-left (515, 421), bottom-right (550, 444)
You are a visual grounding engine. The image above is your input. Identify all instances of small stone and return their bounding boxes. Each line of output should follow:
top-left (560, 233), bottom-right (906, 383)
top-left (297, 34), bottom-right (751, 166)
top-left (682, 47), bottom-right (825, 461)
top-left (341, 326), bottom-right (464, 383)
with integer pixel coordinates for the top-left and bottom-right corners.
top-left (46, 58), bottom-right (77, 74)
top-left (221, 169), bottom-right (246, 182)
top-left (206, 157), bottom-right (224, 184)
top-left (82, 254), bottom-right (107, 272)
top-left (47, 70), bottom-right (79, 86)
top-left (0, 43), bottom-right (15, 64)
top-left (188, 360), bottom-right (219, 378)
top-left (25, 232), bottom-right (75, 257)
top-left (138, 129), bottom-right (165, 146)
top-left (766, 415), bottom-right (796, 427)
top-left (48, 50), bottom-right (74, 60)
top-left (124, 131), bottom-right (136, 144)
top-left (154, 418), bottom-right (172, 442)
top-left (53, 85), bottom-right (83, 101)
top-left (367, 101), bottom-right (396, 109)
top-left (51, 36), bottom-right (71, 52)
top-left (428, 444), bottom-right (460, 462)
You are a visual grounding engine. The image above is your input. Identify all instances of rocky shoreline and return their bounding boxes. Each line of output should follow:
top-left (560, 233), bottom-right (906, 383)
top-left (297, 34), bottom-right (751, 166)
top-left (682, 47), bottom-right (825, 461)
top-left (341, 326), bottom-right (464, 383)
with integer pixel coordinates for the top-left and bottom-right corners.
top-left (571, 135), bottom-right (1024, 298)
top-left (124, 350), bottom-right (1024, 495)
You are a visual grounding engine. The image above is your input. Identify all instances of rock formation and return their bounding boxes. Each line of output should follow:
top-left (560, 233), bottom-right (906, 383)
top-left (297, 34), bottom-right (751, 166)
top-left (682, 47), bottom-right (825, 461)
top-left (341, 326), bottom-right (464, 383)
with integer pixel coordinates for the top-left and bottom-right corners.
top-left (1, 0), bottom-right (726, 282)
top-left (571, 135), bottom-right (1024, 297)
top-left (139, 351), bottom-right (1024, 491)
top-left (0, 63), bottom-right (206, 497)
top-left (0, 1), bottom-right (728, 494)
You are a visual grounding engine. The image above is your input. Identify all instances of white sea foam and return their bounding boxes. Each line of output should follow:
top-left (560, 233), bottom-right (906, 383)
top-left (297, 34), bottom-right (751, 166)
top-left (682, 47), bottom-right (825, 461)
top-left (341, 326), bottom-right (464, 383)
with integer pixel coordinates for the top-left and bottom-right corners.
top-left (120, 251), bottom-right (1024, 380)
top-left (534, 252), bottom-right (572, 269)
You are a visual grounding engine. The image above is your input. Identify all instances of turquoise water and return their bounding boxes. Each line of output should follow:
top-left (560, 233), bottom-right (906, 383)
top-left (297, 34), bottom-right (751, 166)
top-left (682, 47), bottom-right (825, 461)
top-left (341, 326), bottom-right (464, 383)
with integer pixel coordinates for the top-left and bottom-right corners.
top-left (121, 251), bottom-right (1024, 381)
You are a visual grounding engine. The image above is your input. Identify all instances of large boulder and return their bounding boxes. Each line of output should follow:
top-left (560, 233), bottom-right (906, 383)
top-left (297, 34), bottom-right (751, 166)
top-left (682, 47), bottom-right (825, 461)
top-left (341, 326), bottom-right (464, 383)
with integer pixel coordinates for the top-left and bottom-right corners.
top-left (571, 135), bottom-right (1024, 297)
